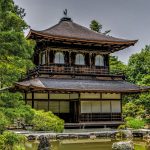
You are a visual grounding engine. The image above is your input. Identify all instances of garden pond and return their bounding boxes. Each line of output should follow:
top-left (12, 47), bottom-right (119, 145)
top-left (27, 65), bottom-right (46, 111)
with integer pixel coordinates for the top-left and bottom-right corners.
top-left (25, 139), bottom-right (149, 150)
top-left (16, 128), bottom-right (149, 150)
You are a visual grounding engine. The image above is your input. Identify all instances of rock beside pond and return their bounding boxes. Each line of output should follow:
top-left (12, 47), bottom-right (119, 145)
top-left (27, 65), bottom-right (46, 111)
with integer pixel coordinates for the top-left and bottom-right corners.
top-left (27, 135), bottom-right (36, 141)
top-left (38, 135), bottom-right (51, 150)
top-left (112, 141), bottom-right (134, 150)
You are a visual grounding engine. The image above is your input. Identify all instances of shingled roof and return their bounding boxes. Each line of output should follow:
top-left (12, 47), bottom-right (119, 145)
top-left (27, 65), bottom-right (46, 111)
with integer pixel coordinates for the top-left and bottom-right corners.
top-left (27, 17), bottom-right (137, 47)
top-left (15, 78), bottom-right (150, 93)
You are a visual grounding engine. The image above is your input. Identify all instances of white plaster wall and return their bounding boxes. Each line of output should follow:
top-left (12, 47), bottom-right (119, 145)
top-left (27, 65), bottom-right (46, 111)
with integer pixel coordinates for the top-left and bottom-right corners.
top-left (60, 101), bottom-right (70, 113)
top-left (50, 94), bottom-right (70, 99)
top-left (80, 93), bottom-right (100, 99)
top-left (111, 101), bottom-right (121, 113)
top-left (91, 101), bottom-right (101, 113)
top-left (101, 101), bottom-right (111, 113)
top-left (34, 101), bottom-right (48, 111)
top-left (70, 94), bottom-right (79, 99)
top-left (81, 101), bottom-right (91, 113)
top-left (49, 101), bottom-right (59, 113)
top-left (27, 93), bottom-right (32, 99)
top-left (34, 93), bottom-right (48, 99)
top-left (102, 93), bottom-right (121, 99)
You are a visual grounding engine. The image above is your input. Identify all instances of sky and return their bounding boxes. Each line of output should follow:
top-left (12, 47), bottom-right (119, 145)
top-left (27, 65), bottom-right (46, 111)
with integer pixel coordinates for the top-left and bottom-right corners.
top-left (14, 0), bottom-right (150, 64)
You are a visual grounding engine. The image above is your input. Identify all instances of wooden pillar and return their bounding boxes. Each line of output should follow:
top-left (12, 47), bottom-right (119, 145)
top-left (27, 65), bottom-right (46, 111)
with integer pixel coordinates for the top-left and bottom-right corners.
top-left (121, 93), bottom-right (123, 121)
top-left (78, 93), bottom-right (81, 123)
top-left (110, 100), bottom-right (112, 121)
top-left (39, 52), bottom-right (41, 65)
top-left (48, 91), bottom-right (50, 111)
top-left (24, 91), bottom-right (27, 105)
top-left (69, 52), bottom-right (71, 66)
top-left (32, 92), bottom-right (34, 108)
top-left (46, 50), bottom-right (48, 65)
top-left (100, 93), bottom-right (102, 113)
top-left (47, 50), bottom-right (50, 65)
top-left (89, 53), bottom-right (92, 68)
top-left (108, 54), bottom-right (110, 72)
top-left (53, 50), bottom-right (55, 64)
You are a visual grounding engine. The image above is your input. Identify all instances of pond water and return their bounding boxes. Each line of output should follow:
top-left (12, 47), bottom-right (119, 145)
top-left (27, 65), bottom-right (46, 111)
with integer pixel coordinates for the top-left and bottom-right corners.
top-left (25, 139), bottom-right (149, 150)
top-left (23, 128), bottom-right (149, 150)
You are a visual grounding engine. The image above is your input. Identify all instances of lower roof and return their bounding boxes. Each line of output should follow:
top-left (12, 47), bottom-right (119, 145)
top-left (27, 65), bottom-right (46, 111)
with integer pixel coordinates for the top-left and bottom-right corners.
top-left (15, 78), bottom-right (150, 93)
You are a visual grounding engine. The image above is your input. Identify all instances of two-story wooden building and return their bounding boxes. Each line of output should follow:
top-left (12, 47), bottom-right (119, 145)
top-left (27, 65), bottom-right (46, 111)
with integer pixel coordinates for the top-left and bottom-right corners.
top-left (14, 15), bottom-right (149, 128)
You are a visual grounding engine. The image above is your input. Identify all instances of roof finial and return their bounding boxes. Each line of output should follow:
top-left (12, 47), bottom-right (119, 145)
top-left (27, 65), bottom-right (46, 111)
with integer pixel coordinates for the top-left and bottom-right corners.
top-left (60, 9), bottom-right (72, 22)
top-left (63, 9), bottom-right (68, 17)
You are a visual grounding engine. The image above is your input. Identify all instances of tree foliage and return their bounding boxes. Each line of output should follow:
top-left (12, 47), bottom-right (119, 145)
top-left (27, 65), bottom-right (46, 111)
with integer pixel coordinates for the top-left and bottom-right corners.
top-left (0, 0), bottom-right (35, 88)
top-left (127, 45), bottom-right (150, 84)
top-left (121, 45), bottom-right (150, 126)
top-left (0, 0), bottom-right (64, 135)
top-left (109, 56), bottom-right (127, 75)
top-left (0, 131), bottom-right (26, 150)
top-left (123, 102), bottom-right (145, 118)
top-left (90, 19), bottom-right (111, 34)
top-left (0, 112), bottom-right (10, 134)
top-left (125, 117), bottom-right (146, 129)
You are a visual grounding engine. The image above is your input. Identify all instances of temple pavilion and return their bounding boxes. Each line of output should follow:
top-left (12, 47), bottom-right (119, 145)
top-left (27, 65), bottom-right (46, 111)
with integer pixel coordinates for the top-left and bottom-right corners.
top-left (14, 14), bottom-right (150, 128)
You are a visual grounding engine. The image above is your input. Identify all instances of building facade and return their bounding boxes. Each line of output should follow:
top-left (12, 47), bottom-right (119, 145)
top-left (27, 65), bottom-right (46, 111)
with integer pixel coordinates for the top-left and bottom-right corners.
top-left (14, 16), bottom-right (149, 128)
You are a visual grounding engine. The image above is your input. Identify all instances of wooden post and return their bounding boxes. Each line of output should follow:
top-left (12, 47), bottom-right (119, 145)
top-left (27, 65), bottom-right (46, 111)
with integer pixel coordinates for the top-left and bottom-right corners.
top-left (89, 53), bottom-right (92, 68)
top-left (24, 91), bottom-right (27, 105)
top-left (121, 93), bottom-right (123, 121)
top-left (32, 92), bottom-right (34, 108)
top-left (47, 50), bottom-right (50, 65)
top-left (69, 52), bottom-right (71, 66)
top-left (78, 93), bottom-right (81, 123)
top-left (48, 91), bottom-right (50, 111)
top-left (110, 100), bottom-right (112, 121)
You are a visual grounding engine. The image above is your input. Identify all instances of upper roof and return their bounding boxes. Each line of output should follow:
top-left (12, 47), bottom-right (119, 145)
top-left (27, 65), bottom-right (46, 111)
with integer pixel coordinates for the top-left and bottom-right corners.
top-left (27, 17), bottom-right (137, 51)
top-left (15, 78), bottom-right (150, 93)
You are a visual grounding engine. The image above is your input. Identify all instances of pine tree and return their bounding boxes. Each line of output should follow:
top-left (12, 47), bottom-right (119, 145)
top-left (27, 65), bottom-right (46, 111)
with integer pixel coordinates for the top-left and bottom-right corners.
top-left (0, 0), bottom-right (35, 88)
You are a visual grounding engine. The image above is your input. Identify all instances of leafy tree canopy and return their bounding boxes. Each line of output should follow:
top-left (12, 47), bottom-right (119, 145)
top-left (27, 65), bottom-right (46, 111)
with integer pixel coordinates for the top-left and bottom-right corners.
top-left (123, 45), bottom-right (150, 119)
top-left (0, 0), bottom-right (35, 88)
top-left (109, 56), bottom-right (127, 75)
top-left (90, 19), bottom-right (111, 34)
top-left (127, 45), bottom-right (150, 84)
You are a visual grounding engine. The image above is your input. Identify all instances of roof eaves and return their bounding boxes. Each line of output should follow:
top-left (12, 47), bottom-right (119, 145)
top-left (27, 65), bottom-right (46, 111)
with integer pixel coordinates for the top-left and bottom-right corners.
top-left (28, 30), bottom-right (138, 45)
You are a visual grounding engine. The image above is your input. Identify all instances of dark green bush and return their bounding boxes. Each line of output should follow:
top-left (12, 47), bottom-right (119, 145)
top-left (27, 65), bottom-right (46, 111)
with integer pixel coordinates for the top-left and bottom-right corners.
top-left (0, 112), bottom-right (10, 134)
top-left (32, 110), bottom-right (64, 132)
top-left (0, 131), bottom-right (26, 150)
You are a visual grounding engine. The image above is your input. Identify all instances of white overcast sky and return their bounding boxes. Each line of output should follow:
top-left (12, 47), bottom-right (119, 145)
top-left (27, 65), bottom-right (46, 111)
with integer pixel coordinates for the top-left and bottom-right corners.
top-left (14, 0), bottom-right (150, 64)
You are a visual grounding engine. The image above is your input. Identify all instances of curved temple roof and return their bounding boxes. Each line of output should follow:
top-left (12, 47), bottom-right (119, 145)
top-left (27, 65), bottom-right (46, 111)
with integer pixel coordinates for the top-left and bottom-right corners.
top-left (27, 17), bottom-right (137, 47)
top-left (15, 78), bottom-right (150, 93)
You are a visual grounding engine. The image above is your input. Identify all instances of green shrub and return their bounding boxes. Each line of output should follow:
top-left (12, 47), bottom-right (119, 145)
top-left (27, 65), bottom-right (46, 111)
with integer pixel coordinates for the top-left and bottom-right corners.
top-left (2, 131), bottom-right (26, 149)
top-left (117, 124), bottom-right (126, 130)
top-left (0, 112), bottom-right (10, 133)
top-left (0, 134), bottom-right (6, 149)
top-left (123, 102), bottom-right (145, 118)
top-left (1, 105), bottom-right (34, 124)
top-left (125, 117), bottom-right (145, 129)
top-left (32, 110), bottom-right (64, 132)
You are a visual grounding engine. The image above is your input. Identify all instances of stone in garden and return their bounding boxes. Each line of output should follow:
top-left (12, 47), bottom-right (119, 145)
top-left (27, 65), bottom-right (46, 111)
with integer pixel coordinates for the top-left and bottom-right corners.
top-left (112, 141), bottom-right (134, 150)
top-left (38, 135), bottom-right (51, 150)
